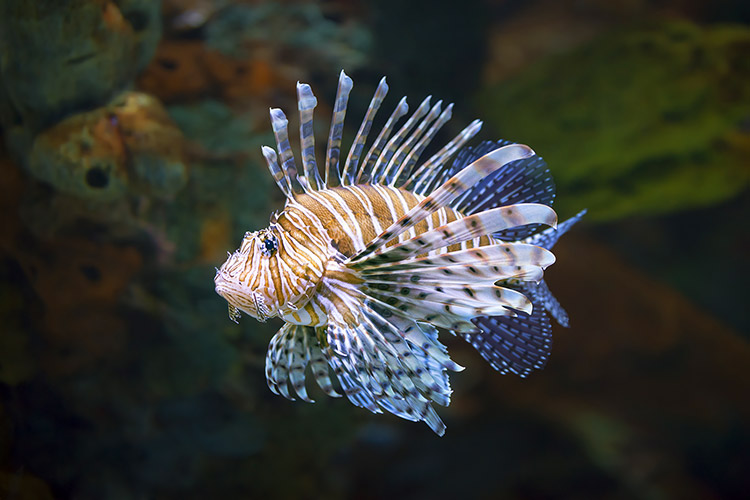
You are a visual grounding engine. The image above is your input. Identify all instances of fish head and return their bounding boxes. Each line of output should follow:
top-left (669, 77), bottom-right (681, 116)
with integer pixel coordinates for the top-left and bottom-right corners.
top-left (214, 223), bottom-right (323, 322)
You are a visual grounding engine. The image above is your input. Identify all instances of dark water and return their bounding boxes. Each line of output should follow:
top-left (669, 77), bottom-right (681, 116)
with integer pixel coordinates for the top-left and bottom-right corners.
top-left (1, 0), bottom-right (748, 498)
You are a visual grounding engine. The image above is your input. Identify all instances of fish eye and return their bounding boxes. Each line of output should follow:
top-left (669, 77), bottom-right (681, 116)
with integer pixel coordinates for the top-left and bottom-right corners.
top-left (260, 235), bottom-right (278, 257)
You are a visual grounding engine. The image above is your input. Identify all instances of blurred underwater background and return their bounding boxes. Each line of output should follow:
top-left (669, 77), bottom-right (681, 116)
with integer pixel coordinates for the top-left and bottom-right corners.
top-left (0, 0), bottom-right (748, 498)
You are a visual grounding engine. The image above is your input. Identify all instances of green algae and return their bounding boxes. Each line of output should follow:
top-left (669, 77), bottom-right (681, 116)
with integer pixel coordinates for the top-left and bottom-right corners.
top-left (478, 20), bottom-right (750, 220)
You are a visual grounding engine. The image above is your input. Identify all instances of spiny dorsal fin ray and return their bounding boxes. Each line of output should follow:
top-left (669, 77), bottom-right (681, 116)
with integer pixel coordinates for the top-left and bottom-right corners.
top-left (370, 96), bottom-right (432, 184)
top-left (297, 83), bottom-right (323, 190)
top-left (357, 97), bottom-right (409, 184)
top-left (261, 146), bottom-right (292, 198)
top-left (354, 203), bottom-right (557, 267)
top-left (391, 103), bottom-right (454, 188)
top-left (405, 119), bottom-right (483, 194)
top-left (270, 108), bottom-right (306, 195)
top-left (382, 99), bottom-right (443, 186)
top-left (325, 71), bottom-right (353, 188)
top-left (341, 76), bottom-right (389, 185)
top-left (350, 145), bottom-right (537, 263)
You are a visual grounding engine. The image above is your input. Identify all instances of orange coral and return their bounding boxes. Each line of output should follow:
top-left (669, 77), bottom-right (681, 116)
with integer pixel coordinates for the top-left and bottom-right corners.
top-left (138, 41), bottom-right (288, 103)
top-left (17, 237), bottom-right (143, 376)
top-left (28, 92), bottom-right (187, 200)
top-left (138, 41), bottom-right (213, 102)
top-left (0, 148), bottom-right (146, 377)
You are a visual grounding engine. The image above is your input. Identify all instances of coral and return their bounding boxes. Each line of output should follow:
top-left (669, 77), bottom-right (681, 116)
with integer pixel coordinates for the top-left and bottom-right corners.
top-left (17, 236), bottom-right (143, 376)
top-left (0, 0), bottom-right (162, 150)
top-left (139, 0), bottom-right (371, 107)
top-left (138, 40), bottom-right (288, 104)
top-left (478, 20), bottom-right (750, 220)
top-left (28, 92), bottom-right (188, 200)
top-left (138, 41), bottom-right (215, 102)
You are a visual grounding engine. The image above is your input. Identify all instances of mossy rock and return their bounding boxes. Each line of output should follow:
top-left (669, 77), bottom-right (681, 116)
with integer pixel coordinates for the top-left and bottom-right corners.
top-left (0, 0), bottom-right (161, 133)
top-left (478, 20), bottom-right (750, 220)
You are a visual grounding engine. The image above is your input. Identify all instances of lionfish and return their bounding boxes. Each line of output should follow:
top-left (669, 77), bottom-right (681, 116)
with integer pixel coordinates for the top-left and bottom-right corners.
top-left (214, 71), bottom-right (584, 435)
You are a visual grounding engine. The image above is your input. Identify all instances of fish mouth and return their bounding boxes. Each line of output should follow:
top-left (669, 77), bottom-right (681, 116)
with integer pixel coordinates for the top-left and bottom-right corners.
top-left (214, 272), bottom-right (273, 322)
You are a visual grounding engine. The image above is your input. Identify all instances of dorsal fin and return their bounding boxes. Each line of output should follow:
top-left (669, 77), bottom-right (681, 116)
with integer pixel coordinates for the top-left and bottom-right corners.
top-left (451, 140), bottom-right (556, 213)
top-left (263, 72), bottom-right (488, 197)
top-left (370, 96), bottom-right (432, 184)
top-left (261, 146), bottom-right (292, 198)
top-left (427, 140), bottom-right (558, 241)
top-left (325, 71), bottom-right (353, 188)
top-left (296, 83), bottom-right (323, 190)
top-left (381, 99), bottom-right (444, 186)
top-left (268, 108), bottom-right (305, 196)
top-left (356, 97), bottom-right (409, 184)
top-left (404, 119), bottom-right (483, 193)
top-left (341, 77), bottom-right (389, 184)
top-left (391, 103), bottom-right (454, 188)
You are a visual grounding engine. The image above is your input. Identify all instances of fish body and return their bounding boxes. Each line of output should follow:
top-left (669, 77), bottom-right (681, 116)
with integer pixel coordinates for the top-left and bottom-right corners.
top-left (214, 72), bottom-right (585, 435)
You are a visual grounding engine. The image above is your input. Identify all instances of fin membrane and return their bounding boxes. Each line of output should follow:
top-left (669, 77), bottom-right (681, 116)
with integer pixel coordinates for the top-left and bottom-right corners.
top-left (336, 282), bottom-right (468, 434)
top-left (265, 323), bottom-right (342, 401)
top-left (463, 305), bottom-right (553, 378)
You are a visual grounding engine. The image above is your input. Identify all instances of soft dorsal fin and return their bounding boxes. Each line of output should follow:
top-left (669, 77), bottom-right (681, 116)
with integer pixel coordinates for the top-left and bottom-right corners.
top-left (450, 140), bottom-right (555, 211)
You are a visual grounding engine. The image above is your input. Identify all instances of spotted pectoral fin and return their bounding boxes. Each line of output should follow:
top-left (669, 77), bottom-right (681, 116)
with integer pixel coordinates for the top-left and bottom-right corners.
top-left (319, 303), bottom-right (458, 436)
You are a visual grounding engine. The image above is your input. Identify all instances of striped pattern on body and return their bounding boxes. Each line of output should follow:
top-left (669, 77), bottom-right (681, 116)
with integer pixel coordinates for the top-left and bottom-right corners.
top-left (279, 184), bottom-right (493, 258)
